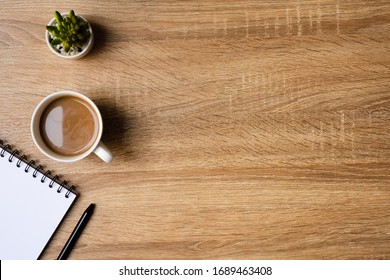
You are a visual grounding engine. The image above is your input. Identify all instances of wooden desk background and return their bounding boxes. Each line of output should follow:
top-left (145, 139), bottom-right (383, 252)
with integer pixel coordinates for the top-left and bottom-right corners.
top-left (1, 0), bottom-right (389, 259)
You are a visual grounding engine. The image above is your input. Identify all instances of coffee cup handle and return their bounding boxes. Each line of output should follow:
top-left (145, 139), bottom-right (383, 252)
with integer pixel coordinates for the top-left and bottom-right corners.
top-left (93, 141), bottom-right (113, 163)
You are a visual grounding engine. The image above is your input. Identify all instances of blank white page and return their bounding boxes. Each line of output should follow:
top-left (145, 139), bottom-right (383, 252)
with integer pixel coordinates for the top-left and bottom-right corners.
top-left (0, 148), bottom-right (77, 260)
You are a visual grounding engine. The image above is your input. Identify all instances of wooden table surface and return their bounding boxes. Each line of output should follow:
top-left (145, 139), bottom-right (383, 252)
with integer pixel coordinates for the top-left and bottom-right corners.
top-left (1, 0), bottom-right (389, 260)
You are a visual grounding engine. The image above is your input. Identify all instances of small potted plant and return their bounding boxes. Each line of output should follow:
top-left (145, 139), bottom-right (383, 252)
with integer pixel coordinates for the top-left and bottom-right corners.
top-left (46, 10), bottom-right (94, 59)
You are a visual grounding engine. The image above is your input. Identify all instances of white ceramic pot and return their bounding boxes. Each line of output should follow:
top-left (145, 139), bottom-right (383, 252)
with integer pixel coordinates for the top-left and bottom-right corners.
top-left (45, 13), bottom-right (94, 59)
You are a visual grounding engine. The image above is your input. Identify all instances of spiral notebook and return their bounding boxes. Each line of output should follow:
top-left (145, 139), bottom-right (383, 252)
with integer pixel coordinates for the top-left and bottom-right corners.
top-left (0, 139), bottom-right (78, 260)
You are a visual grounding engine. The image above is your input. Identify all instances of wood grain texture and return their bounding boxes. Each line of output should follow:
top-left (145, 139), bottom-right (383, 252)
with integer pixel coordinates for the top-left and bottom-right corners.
top-left (0, 0), bottom-right (389, 259)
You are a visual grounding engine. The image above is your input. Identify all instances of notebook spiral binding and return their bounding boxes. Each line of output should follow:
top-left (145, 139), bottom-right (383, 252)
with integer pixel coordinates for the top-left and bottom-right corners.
top-left (0, 138), bottom-right (77, 198)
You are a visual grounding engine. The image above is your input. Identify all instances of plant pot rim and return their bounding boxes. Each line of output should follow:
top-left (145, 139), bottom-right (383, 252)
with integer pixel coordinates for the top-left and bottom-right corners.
top-left (45, 12), bottom-right (94, 60)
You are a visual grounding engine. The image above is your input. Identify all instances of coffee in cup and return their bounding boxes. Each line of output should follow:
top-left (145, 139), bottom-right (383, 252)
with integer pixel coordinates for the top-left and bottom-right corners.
top-left (31, 91), bottom-right (113, 163)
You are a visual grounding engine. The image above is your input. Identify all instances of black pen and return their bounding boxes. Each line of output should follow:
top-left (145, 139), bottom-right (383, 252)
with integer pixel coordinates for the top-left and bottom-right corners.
top-left (57, 203), bottom-right (95, 260)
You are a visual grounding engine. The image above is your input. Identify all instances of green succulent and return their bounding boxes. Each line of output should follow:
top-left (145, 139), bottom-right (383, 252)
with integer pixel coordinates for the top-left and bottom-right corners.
top-left (46, 10), bottom-right (90, 53)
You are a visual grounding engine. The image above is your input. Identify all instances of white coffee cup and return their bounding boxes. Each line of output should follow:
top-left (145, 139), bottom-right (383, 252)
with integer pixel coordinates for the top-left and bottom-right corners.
top-left (31, 90), bottom-right (113, 163)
